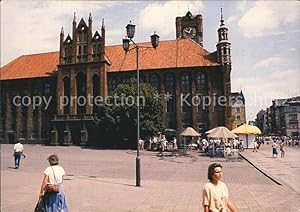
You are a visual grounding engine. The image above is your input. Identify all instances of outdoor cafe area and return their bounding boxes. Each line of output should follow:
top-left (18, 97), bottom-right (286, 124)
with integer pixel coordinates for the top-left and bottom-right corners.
top-left (143, 124), bottom-right (262, 159)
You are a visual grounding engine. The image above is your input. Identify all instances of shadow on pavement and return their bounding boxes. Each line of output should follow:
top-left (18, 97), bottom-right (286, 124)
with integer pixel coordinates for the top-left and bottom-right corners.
top-left (78, 176), bottom-right (136, 187)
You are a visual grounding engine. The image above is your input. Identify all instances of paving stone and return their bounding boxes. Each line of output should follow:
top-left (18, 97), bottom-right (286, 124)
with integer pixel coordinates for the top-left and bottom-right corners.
top-left (1, 144), bottom-right (300, 211)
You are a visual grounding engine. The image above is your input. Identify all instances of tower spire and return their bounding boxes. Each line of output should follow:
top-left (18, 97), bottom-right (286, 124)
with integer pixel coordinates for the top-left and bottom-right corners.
top-left (89, 12), bottom-right (92, 21)
top-left (101, 19), bottom-right (105, 29)
top-left (216, 7), bottom-right (231, 65)
top-left (220, 7), bottom-right (225, 26)
top-left (73, 12), bottom-right (76, 22)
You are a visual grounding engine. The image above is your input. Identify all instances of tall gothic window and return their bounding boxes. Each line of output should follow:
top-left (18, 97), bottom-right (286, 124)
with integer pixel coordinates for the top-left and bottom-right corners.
top-left (83, 31), bottom-right (87, 41)
top-left (92, 74), bottom-right (100, 113)
top-left (181, 73), bottom-right (189, 90)
top-left (11, 100), bottom-right (17, 131)
top-left (165, 74), bottom-right (174, 90)
top-left (77, 27), bottom-right (88, 63)
top-left (44, 83), bottom-right (51, 95)
top-left (63, 77), bottom-right (70, 115)
top-left (196, 73), bottom-right (205, 86)
top-left (93, 44), bottom-right (96, 54)
top-left (76, 72), bottom-right (86, 115)
top-left (108, 77), bottom-right (117, 94)
top-left (22, 105), bottom-right (27, 138)
top-left (223, 48), bottom-right (226, 54)
top-left (64, 39), bottom-right (72, 64)
top-left (167, 96), bottom-right (175, 113)
top-left (149, 74), bottom-right (160, 91)
top-left (121, 75), bottom-right (130, 84)
top-left (165, 73), bottom-right (175, 113)
top-left (78, 31), bottom-right (82, 42)
top-left (181, 94), bottom-right (191, 112)
top-left (32, 108), bottom-right (39, 138)
top-left (92, 34), bottom-right (101, 61)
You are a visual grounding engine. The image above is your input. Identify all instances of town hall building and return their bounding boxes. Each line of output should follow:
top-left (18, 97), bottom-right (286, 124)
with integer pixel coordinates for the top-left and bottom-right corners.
top-left (0, 11), bottom-right (233, 146)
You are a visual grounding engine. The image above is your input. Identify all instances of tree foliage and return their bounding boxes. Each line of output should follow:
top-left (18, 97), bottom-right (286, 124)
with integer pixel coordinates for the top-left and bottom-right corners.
top-left (94, 78), bottom-right (162, 147)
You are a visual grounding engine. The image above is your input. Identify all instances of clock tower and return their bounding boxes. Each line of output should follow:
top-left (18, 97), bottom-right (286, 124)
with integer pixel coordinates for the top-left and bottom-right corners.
top-left (176, 11), bottom-right (203, 46)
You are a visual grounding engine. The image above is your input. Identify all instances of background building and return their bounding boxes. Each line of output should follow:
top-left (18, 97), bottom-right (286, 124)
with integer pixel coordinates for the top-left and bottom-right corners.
top-left (255, 96), bottom-right (300, 137)
top-left (0, 11), bottom-right (232, 146)
top-left (230, 91), bottom-right (246, 129)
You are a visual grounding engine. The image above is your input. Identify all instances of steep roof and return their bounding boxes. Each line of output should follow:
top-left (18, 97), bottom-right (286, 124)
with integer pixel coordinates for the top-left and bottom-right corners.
top-left (105, 39), bottom-right (219, 72)
top-left (231, 91), bottom-right (245, 104)
top-left (1, 39), bottom-right (219, 81)
top-left (1, 52), bottom-right (59, 80)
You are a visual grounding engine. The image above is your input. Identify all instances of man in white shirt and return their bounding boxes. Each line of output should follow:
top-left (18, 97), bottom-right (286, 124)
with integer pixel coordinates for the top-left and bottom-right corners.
top-left (13, 141), bottom-right (24, 169)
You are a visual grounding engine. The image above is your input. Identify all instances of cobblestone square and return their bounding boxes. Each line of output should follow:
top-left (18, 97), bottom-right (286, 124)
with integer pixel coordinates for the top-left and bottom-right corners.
top-left (1, 144), bottom-right (300, 211)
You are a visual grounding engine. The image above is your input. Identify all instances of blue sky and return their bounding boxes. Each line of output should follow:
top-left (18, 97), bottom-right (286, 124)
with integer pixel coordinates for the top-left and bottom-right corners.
top-left (1, 1), bottom-right (299, 121)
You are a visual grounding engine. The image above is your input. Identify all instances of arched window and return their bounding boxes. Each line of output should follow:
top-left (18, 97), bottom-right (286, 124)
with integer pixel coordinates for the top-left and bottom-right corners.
top-left (63, 77), bottom-right (70, 115)
top-left (32, 108), bottom-right (39, 138)
top-left (181, 73), bottom-right (189, 90)
top-left (64, 47), bottom-right (68, 57)
top-left (92, 74), bottom-right (100, 113)
top-left (83, 32), bottom-right (87, 41)
top-left (196, 73), bottom-right (205, 86)
top-left (149, 74), bottom-right (160, 91)
top-left (78, 46), bottom-right (82, 55)
top-left (108, 77), bottom-right (117, 94)
top-left (83, 45), bottom-right (87, 54)
top-left (78, 31), bottom-right (82, 42)
top-left (44, 83), bottom-right (51, 94)
top-left (76, 72), bottom-right (86, 115)
top-left (93, 44), bottom-right (96, 54)
top-left (121, 75), bottom-right (130, 84)
top-left (165, 74), bottom-right (174, 89)
top-left (64, 45), bottom-right (72, 64)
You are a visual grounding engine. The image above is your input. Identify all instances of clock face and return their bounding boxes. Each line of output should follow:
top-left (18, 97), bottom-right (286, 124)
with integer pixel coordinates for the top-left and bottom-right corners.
top-left (183, 27), bottom-right (196, 39)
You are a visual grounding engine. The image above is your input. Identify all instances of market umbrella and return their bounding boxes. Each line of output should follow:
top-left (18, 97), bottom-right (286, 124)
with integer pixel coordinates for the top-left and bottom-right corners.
top-left (231, 124), bottom-right (262, 135)
top-left (231, 124), bottom-right (261, 149)
top-left (180, 127), bottom-right (201, 137)
top-left (205, 126), bottom-right (237, 157)
top-left (179, 127), bottom-right (200, 153)
top-left (206, 126), bottom-right (237, 138)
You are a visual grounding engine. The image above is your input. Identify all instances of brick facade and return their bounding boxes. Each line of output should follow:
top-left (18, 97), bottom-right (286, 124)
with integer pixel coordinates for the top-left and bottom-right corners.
top-left (0, 11), bottom-right (232, 146)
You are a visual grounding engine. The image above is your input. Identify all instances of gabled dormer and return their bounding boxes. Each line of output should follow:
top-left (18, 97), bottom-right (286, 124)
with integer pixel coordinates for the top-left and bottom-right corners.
top-left (92, 31), bottom-right (102, 61)
top-left (64, 34), bottom-right (72, 43)
top-left (59, 13), bottom-right (105, 65)
top-left (184, 11), bottom-right (193, 19)
top-left (76, 18), bottom-right (89, 63)
top-left (63, 34), bottom-right (72, 64)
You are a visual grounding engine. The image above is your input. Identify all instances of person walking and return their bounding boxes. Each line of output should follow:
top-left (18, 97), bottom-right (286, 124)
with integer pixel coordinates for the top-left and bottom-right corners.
top-left (173, 137), bottom-right (178, 150)
top-left (253, 140), bottom-right (258, 152)
top-left (280, 141), bottom-right (285, 158)
top-left (202, 163), bottom-right (237, 212)
top-left (272, 141), bottom-right (278, 158)
top-left (39, 154), bottom-right (69, 212)
top-left (13, 140), bottom-right (24, 169)
top-left (161, 135), bottom-right (167, 151)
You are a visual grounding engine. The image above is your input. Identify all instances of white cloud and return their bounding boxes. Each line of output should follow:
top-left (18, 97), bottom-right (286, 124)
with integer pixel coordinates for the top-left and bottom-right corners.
top-left (0, 1), bottom-right (119, 65)
top-left (253, 57), bottom-right (282, 69)
top-left (138, 1), bottom-right (203, 38)
top-left (237, 1), bottom-right (248, 13)
top-left (238, 1), bottom-right (300, 38)
top-left (233, 68), bottom-right (300, 120)
top-left (227, 15), bottom-right (237, 25)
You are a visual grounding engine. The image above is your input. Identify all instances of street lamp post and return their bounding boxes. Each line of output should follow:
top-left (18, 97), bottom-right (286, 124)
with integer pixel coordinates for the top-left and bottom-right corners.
top-left (122, 21), bottom-right (159, 187)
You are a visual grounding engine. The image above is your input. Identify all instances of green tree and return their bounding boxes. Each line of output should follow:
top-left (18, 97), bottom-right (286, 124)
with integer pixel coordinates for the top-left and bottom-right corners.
top-left (94, 78), bottom-right (162, 147)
